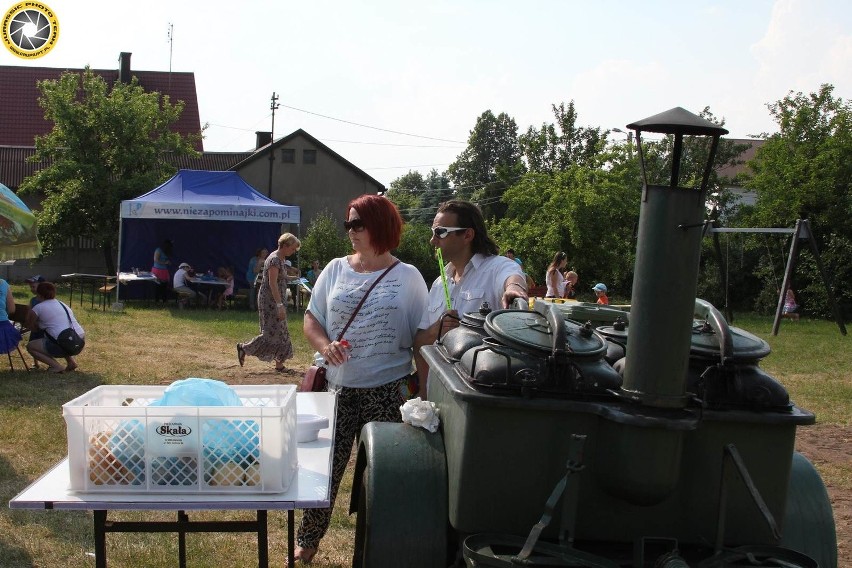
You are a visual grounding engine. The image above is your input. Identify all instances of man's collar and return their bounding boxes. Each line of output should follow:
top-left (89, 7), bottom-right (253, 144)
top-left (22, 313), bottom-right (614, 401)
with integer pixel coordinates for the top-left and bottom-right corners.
top-left (447, 253), bottom-right (488, 278)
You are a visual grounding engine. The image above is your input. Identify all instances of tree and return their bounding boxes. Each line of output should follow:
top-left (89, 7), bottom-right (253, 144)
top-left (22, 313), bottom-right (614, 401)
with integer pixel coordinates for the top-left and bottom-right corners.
top-left (745, 84), bottom-right (852, 238)
top-left (416, 169), bottom-right (453, 224)
top-left (298, 209), bottom-right (351, 271)
top-left (448, 110), bottom-right (525, 218)
top-left (490, 165), bottom-right (640, 298)
top-left (19, 68), bottom-right (200, 273)
top-left (386, 169), bottom-right (453, 224)
top-left (519, 101), bottom-right (607, 173)
top-left (741, 84), bottom-right (852, 317)
top-left (395, 221), bottom-right (439, 285)
top-left (385, 171), bottom-right (427, 222)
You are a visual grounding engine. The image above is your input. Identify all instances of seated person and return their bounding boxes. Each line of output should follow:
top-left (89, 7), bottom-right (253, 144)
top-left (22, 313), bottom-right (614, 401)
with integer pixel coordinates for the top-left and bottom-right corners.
top-left (283, 259), bottom-right (301, 279)
top-left (0, 278), bottom-right (21, 361)
top-left (215, 266), bottom-right (235, 310)
top-left (592, 282), bottom-right (609, 305)
top-left (782, 288), bottom-right (800, 321)
top-left (173, 262), bottom-right (197, 307)
top-left (305, 260), bottom-right (322, 286)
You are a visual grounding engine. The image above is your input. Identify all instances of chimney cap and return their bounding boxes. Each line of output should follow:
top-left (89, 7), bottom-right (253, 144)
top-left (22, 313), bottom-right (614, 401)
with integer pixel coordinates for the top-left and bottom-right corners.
top-left (627, 107), bottom-right (728, 137)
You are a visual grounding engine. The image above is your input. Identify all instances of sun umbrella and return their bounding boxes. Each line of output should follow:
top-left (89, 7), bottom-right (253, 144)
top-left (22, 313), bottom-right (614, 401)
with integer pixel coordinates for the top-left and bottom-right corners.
top-left (0, 183), bottom-right (41, 261)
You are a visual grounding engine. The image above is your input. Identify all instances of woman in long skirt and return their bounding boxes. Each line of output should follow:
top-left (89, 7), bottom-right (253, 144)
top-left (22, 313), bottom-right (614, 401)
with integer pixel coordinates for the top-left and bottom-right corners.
top-left (237, 233), bottom-right (300, 372)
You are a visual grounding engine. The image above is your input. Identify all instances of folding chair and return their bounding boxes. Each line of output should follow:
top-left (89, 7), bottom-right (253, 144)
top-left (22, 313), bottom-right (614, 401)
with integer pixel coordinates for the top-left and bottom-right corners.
top-left (6, 304), bottom-right (32, 372)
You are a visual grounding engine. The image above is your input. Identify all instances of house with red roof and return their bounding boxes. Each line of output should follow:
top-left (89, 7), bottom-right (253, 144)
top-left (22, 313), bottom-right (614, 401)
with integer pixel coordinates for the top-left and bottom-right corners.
top-left (0, 52), bottom-right (382, 281)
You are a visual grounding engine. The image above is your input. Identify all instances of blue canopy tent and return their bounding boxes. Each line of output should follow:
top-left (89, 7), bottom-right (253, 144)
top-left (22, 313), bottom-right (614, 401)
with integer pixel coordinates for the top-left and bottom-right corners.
top-left (118, 170), bottom-right (299, 299)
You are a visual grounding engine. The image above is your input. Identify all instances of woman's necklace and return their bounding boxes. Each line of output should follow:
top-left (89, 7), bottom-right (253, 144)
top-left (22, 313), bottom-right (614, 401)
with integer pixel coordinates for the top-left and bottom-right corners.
top-left (358, 253), bottom-right (390, 273)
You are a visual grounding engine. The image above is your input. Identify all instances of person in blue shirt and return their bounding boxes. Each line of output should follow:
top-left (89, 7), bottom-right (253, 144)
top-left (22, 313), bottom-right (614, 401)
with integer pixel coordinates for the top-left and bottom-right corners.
top-left (0, 278), bottom-right (21, 363)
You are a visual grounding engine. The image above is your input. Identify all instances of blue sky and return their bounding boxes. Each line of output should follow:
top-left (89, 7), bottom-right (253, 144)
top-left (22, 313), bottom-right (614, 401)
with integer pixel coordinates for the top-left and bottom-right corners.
top-left (2, 0), bottom-right (850, 186)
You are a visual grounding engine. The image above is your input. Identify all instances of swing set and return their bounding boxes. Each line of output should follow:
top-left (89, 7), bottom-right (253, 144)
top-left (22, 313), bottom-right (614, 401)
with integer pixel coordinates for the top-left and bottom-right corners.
top-left (707, 218), bottom-right (847, 336)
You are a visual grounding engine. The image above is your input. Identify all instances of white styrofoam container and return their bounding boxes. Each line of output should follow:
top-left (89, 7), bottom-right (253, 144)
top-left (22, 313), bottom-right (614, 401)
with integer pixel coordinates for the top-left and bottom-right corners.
top-left (62, 384), bottom-right (297, 493)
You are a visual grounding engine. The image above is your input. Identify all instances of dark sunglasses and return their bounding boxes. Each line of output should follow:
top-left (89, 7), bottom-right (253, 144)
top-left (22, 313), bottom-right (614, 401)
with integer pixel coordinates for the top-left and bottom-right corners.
top-left (344, 219), bottom-right (366, 232)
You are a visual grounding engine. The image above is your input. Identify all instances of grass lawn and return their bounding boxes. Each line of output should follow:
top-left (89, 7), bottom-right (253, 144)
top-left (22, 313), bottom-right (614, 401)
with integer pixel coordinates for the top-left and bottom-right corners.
top-left (0, 285), bottom-right (848, 567)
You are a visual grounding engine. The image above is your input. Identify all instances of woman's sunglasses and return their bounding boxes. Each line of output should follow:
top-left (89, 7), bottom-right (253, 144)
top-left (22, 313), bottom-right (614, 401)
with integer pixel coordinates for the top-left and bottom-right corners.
top-left (343, 219), bottom-right (366, 232)
top-left (431, 226), bottom-right (468, 239)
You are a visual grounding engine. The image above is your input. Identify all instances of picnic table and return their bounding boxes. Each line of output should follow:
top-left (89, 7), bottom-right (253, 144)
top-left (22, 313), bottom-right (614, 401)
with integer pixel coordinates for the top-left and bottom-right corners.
top-left (61, 273), bottom-right (116, 311)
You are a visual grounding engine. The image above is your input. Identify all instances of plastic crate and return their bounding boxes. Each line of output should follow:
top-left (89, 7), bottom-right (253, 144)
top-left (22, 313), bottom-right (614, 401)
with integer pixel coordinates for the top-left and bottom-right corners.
top-left (63, 384), bottom-right (297, 493)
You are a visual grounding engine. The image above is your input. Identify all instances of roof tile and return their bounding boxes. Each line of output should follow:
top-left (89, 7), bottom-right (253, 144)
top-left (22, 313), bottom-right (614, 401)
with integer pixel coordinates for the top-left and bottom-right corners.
top-left (0, 64), bottom-right (203, 150)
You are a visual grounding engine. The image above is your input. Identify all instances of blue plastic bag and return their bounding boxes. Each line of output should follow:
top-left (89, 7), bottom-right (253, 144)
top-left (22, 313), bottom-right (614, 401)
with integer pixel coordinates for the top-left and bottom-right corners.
top-left (151, 378), bottom-right (243, 407)
top-left (110, 379), bottom-right (258, 484)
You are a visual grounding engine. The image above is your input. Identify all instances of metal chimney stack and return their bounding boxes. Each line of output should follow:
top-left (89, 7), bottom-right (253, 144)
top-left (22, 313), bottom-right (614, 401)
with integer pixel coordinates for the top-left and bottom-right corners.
top-left (622, 107), bottom-right (728, 409)
top-left (118, 52), bottom-right (132, 84)
top-left (255, 131), bottom-right (272, 150)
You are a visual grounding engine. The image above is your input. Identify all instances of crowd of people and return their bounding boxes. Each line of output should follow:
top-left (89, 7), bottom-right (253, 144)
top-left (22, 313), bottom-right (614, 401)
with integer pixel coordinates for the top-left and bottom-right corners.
top-left (4, 195), bottom-right (810, 565)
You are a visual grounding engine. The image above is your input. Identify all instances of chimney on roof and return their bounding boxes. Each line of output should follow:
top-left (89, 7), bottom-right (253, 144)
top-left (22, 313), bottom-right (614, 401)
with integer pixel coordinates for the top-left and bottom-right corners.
top-left (256, 131), bottom-right (272, 149)
top-left (118, 52), bottom-right (132, 84)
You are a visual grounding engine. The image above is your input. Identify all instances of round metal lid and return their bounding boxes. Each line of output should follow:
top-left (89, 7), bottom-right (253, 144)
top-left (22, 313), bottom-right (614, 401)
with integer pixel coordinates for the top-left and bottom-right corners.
top-left (460, 311), bottom-right (488, 329)
top-left (689, 321), bottom-right (771, 361)
top-left (597, 325), bottom-right (629, 341)
top-left (484, 309), bottom-right (607, 357)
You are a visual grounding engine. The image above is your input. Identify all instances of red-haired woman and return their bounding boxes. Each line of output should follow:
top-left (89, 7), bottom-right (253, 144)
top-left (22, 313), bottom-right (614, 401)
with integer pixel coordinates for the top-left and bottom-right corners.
top-left (25, 282), bottom-right (85, 373)
top-left (294, 195), bottom-right (428, 563)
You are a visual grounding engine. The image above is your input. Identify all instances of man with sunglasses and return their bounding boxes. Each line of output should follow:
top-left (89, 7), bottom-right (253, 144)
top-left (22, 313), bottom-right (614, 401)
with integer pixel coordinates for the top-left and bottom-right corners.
top-left (413, 200), bottom-right (527, 396)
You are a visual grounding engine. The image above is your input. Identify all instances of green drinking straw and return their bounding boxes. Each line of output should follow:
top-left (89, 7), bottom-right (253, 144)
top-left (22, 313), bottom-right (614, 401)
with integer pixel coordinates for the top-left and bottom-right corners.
top-left (436, 248), bottom-right (452, 310)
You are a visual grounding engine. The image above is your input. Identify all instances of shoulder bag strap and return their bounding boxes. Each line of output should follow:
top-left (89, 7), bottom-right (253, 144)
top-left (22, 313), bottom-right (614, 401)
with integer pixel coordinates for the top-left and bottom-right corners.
top-left (45, 301), bottom-right (74, 343)
top-left (58, 301), bottom-right (74, 326)
top-left (335, 260), bottom-right (400, 341)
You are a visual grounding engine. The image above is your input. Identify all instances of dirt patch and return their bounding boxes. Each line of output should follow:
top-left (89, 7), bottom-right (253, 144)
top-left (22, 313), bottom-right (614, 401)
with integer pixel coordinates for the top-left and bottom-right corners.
top-left (795, 424), bottom-right (851, 565)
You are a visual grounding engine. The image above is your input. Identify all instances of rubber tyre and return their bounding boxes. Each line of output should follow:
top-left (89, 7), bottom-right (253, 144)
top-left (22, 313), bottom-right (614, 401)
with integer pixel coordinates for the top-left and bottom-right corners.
top-left (352, 422), bottom-right (448, 568)
top-left (780, 452), bottom-right (837, 568)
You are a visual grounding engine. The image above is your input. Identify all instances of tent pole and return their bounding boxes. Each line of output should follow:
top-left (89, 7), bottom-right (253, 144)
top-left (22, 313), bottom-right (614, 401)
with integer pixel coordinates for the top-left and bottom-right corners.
top-left (115, 213), bottom-right (124, 307)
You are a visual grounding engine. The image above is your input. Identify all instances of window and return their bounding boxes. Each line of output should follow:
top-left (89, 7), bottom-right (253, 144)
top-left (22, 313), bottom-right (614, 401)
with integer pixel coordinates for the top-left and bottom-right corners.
top-left (303, 149), bottom-right (317, 165)
top-left (281, 148), bottom-right (295, 163)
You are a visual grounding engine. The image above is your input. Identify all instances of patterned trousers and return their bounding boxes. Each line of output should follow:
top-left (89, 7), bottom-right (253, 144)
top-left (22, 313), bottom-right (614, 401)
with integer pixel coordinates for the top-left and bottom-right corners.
top-left (296, 377), bottom-right (407, 549)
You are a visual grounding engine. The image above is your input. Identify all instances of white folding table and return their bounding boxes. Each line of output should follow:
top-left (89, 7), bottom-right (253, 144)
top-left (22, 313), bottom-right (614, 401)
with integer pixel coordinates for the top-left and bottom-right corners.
top-left (10, 392), bottom-right (336, 568)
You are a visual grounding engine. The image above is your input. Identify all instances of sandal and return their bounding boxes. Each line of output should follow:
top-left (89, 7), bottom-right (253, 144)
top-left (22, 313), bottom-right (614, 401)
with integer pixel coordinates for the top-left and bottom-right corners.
top-left (275, 366), bottom-right (287, 373)
top-left (294, 546), bottom-right (317, 563)
top-left (237, 343), bottom-right (246, 367)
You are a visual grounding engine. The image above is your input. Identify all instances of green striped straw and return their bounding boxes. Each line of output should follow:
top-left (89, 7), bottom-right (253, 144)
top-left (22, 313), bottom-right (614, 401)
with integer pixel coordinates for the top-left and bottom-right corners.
top-left (436, 248), bottom-right (452, 310)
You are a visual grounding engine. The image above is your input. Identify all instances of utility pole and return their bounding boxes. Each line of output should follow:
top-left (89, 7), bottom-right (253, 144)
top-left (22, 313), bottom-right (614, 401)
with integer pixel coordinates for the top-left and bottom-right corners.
top-left (167, 23), bottom-right (173, 92)
top-left (268, 92), bottom-right (280, 198)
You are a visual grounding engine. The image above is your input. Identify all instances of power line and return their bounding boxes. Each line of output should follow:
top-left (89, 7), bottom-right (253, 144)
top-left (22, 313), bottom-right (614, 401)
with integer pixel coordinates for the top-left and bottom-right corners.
top-left (207, 122), bottom-right (257, 132)
top-left (323, 138), bottom-right (463, 149)
top-left (364, 163), bottom-right (450, 171)
top-left (279, 103), bottom-right (466, 144)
